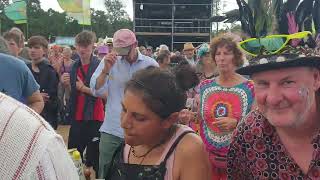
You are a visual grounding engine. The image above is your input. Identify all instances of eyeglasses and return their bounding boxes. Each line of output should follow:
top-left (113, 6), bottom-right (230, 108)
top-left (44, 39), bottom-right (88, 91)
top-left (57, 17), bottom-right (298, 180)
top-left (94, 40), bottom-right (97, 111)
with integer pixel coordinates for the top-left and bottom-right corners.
top-left (238, 31), bottom-right (312, 57)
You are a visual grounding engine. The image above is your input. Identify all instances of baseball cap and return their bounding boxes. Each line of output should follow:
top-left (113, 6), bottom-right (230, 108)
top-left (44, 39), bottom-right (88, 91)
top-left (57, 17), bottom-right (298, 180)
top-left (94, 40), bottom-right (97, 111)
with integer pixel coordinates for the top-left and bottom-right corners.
top-left (113, 29), bottom-right (137, 56)
top-left (97, 45), bottom-right (109, 54)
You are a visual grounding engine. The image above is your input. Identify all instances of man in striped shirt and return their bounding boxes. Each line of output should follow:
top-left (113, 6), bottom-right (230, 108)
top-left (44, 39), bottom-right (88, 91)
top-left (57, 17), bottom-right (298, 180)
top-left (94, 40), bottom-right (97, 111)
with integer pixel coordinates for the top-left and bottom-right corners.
top-left (0, 92), bottom-right (78, 179)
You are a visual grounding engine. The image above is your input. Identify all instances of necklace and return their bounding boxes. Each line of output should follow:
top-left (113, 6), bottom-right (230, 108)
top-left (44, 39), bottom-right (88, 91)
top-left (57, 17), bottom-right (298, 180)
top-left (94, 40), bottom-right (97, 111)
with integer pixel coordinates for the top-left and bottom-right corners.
top-left (130, 143), bottom-right (162, 165)
top-left (129, 126), bottom-right (177, 165)
top-left (131, 143), bottom-right (161, 158)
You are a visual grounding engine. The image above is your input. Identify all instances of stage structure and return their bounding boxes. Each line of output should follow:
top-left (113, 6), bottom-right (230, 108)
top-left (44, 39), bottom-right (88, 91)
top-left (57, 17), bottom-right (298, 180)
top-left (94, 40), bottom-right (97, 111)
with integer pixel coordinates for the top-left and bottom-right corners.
top-left (133, 0), bottom-right (213, 51)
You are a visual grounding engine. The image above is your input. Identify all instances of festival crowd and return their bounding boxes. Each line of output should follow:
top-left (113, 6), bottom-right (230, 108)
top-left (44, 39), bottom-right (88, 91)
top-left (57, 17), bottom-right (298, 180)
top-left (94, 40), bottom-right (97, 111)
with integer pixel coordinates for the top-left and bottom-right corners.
top-left (0, 24), bottom-right (319, 180)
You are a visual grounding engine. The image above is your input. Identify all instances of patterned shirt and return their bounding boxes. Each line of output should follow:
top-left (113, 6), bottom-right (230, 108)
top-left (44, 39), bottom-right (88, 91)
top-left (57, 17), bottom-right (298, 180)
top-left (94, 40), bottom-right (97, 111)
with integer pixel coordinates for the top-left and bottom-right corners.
top-left (199, 79), bottom-right (254, 167)
top-left (227, 110), bottom-right (320, 180)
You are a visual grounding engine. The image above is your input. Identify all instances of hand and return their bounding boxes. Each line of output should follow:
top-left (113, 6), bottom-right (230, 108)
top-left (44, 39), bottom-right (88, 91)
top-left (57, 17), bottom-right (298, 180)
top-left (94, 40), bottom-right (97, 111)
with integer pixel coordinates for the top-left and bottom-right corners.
top-left (40, 92), bottom-right (50, 102)
top-left (102, 52), bottom-right (117, 74)
top-left (61, 73), bottom-right (70, 86)
top-left (212, 117), bottom-right (237, 132)
top-left (194, 94), bottom-right (200, 111)
top-left (178, 109), bottom-right (197, 125)
top-left (52, 59), bottom-right (62, 71)
top-left (76, 76), bottom-right (85, 91)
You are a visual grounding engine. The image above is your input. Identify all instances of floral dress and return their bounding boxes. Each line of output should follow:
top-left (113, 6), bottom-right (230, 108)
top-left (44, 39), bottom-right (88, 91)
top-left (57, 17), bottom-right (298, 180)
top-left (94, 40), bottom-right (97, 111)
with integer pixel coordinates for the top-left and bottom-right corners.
top-left (199, 78), bottom-right (255, 168)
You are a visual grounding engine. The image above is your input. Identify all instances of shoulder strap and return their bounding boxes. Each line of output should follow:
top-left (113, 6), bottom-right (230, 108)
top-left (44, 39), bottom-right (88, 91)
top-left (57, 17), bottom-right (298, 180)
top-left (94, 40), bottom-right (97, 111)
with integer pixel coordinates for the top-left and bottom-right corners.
top-left (105, 142), bottom-right (125, 179)
top-left (162, 130), bottom-right (194, 164)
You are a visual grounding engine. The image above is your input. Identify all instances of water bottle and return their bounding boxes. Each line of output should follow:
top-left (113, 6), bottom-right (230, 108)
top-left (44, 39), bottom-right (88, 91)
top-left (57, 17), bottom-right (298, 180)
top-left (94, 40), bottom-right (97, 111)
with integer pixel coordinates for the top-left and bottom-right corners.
top-left (71, 150), bottom-right (86, 180)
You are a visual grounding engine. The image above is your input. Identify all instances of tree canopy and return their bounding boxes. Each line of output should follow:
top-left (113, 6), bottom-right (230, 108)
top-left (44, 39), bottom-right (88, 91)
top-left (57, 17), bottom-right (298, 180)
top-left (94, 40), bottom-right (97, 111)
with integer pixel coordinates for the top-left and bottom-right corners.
top-left (0, 0), bottom-right (132, 40)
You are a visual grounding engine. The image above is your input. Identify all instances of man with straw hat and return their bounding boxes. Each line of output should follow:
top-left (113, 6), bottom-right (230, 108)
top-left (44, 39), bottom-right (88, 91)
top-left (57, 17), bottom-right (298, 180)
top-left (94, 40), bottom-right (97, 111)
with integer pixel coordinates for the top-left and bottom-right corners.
top-left (183, 42), bottom-right (196, 66)
top-left (226, 0), bottom-right (320, 178)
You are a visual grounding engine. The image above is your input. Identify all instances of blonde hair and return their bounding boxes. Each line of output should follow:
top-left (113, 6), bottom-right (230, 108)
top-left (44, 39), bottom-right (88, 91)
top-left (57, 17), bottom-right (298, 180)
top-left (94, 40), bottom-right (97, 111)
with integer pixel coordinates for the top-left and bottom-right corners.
top-left (63, 46), bottom-right (72, 55)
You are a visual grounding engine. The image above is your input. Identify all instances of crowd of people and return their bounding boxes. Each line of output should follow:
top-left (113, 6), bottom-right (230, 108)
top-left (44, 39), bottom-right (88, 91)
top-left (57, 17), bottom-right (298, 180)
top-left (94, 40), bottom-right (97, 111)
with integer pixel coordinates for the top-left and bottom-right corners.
top-left (0, 25), bottom-right (319, 180)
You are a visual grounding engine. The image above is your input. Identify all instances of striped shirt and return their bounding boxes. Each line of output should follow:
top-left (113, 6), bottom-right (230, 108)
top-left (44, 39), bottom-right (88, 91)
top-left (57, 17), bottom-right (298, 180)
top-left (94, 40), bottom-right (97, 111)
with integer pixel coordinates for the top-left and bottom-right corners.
top-left (0, 92), bottom-right (78, 179)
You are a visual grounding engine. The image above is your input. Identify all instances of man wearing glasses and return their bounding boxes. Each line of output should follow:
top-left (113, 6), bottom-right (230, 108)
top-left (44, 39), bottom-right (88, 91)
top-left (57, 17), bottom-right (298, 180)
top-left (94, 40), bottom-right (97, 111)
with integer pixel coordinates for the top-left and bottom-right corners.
top-left (146, 46), bottom-right (153, 57)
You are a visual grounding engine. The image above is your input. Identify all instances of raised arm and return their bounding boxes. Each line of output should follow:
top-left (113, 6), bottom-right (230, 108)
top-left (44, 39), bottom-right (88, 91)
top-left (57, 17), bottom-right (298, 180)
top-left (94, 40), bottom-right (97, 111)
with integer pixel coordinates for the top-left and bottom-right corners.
top-left (90, 52), bottom-right (117, 97)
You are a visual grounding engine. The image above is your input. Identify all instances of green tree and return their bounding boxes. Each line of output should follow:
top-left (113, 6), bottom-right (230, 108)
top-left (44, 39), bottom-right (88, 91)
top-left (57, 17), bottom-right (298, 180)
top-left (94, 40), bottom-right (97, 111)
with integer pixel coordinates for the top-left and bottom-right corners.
top-left (91, 9), bottom-right (111, 38)
top-left (104, 0), bottom-right (133, 35)
top-left (0, 0), bottom-right (14, 33)
top-left (1, 0), bottom-right (133, 42)
top-left (0, 0), bottom-right (9, 10)
top-left (104, 0), bottom-right (127, 24)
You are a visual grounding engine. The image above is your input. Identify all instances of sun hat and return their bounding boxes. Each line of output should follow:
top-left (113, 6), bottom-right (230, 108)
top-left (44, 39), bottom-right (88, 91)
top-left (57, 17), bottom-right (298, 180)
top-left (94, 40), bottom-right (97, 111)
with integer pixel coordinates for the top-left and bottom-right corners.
top-left (106, 38), bottom-right (113, 45)
top-left (183, 42), bottom-right (195, 51)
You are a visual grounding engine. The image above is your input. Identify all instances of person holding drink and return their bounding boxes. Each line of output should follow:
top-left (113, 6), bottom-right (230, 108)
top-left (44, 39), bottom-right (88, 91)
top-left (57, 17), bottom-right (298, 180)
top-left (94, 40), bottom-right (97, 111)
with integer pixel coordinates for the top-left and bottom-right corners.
top-left (58, 47), bottom-right (74, 123)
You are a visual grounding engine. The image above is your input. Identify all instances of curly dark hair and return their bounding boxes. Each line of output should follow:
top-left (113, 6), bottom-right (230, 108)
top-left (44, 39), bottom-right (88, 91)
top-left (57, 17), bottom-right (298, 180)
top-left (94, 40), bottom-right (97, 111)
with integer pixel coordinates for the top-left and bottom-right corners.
top-left (210, 36), bottom-right (244, 68)
top-left (125, 66), bottom-right (198, 119)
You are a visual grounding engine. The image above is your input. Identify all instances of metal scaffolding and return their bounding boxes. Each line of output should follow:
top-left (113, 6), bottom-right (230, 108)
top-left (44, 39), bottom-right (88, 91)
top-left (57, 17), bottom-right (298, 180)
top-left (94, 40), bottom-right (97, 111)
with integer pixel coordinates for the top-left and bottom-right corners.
top-left (133, 0), bottom-right (213, 51)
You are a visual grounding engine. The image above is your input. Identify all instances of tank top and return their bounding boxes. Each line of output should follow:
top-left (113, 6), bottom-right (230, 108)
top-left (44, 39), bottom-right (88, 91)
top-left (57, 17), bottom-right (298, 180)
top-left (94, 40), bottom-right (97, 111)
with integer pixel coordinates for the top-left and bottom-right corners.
top-left (106, 125), bottom-right (194, 180)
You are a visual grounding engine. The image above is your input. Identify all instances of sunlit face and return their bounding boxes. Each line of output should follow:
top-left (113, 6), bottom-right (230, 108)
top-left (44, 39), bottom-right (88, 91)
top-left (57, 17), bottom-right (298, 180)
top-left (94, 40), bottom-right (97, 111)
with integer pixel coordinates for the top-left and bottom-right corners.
top-left (214, 46), bottom-right (236, 73)
top-left (76, 43), bottom-right (94, 60)
top-left (6, 39), bottom-right (20, 57)
top-left (29, 45), bottom-right (46, 62)
top-left (121, 90), bottom-right (171, 146)
top-left (184, 49), bottom-right (194, 59)
top-left (252, 67), bottom-right (320, 128)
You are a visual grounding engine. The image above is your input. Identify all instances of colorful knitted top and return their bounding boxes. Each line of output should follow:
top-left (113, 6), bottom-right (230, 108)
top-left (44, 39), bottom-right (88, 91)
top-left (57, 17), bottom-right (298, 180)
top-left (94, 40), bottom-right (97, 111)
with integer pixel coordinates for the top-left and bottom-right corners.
top-left (199, 78), bottom-right (255, 155)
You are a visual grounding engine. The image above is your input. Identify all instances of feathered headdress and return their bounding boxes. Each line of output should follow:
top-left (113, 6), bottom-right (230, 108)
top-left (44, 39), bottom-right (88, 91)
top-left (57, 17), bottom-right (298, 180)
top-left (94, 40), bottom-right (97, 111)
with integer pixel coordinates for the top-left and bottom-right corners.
top-left (234, 0), bottom-right (320, 75)
top-left (237, 0), bottom-right (320, 38)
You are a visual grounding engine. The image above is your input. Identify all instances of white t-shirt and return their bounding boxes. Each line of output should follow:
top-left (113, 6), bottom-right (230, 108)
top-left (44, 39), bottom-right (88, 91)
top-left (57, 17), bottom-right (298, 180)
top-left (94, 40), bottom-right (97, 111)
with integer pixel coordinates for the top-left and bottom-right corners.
top-left (0, 93), bottom-right (78, 179)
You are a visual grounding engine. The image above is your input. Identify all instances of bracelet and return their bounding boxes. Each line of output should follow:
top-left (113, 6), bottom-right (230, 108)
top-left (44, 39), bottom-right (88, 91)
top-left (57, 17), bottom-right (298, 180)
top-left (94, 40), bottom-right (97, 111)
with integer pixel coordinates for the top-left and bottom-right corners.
top-left (102, 69), bottom-right (109, 75)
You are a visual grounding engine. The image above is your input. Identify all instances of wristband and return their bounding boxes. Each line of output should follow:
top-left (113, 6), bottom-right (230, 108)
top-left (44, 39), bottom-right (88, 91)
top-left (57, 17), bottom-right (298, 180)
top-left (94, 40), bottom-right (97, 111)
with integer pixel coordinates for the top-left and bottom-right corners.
top-left (102, 69), bottom-right (109, 75)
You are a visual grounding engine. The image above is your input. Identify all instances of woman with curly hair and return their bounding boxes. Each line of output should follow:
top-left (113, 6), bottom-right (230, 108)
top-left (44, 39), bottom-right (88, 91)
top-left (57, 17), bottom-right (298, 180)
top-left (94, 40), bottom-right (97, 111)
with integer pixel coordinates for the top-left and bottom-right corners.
top-left (198, 36), bottom-right (255, 179)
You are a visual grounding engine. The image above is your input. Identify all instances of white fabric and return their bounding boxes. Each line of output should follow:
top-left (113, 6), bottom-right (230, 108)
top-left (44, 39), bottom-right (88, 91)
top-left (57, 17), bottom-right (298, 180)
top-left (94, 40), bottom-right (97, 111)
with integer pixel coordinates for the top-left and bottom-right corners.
top-left (0, 93), bottom-right (78, 179)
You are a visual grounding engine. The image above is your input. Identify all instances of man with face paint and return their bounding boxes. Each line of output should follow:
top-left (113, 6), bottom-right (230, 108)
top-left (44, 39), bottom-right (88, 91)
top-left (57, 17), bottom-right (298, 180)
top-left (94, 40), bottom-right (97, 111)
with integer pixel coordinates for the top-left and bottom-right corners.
top-left (90, 29), bottom-right (159, 178)
top-left (227, 42), bottom-right (320, 178)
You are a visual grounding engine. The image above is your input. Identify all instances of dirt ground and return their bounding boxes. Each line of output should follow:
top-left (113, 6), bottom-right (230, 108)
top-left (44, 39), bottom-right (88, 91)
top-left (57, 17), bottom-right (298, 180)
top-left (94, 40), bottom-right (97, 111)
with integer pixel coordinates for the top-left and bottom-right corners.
top-left (56, 125), bottom-right (70, 145)
top-left (56, 125), bottom-right (97, 179)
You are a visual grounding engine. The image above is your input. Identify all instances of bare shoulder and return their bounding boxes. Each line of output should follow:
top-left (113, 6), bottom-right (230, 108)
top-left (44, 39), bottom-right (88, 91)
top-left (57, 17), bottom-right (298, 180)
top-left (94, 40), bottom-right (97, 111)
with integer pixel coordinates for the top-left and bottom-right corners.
top-left (175, 133), bottom-right (205, 155)
top-left (173, 133), bottom-right (211, 180)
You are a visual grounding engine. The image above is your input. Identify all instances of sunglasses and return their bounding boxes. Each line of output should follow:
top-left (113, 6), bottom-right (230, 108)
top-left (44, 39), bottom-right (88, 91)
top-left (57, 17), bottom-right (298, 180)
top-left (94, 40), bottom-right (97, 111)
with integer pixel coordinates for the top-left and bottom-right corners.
top-left (238, 31), bottom-right (312, 57)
